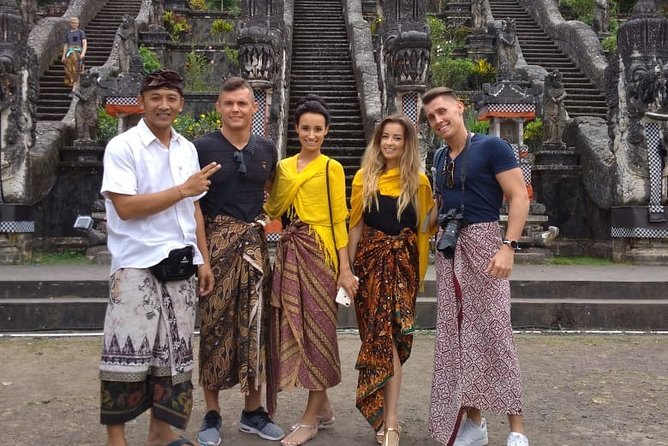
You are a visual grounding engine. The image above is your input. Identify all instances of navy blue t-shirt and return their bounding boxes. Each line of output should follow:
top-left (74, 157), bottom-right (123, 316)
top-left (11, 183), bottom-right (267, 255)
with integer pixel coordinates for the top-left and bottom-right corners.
top-left (433, 134), bottom-right (518, 224)
top-left (195, 131), bottom-right (277, 222)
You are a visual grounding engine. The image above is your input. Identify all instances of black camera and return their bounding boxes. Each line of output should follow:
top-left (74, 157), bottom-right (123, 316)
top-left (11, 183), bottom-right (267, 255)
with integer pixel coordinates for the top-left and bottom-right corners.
top-left (436, 208), bottom-right (466, 259)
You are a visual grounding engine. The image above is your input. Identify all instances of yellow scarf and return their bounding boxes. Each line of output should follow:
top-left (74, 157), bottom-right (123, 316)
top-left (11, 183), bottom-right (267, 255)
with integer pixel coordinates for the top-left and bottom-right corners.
top-left (350, 167), bottom-right (435, 283)
top-left (265, 154), bottom-right (349, 273)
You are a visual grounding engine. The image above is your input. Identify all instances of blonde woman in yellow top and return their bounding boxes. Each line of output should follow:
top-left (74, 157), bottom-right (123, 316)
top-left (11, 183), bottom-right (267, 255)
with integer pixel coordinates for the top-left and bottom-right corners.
top-left (348, 114), bottom-right (435, 446)
top-left (265, 94), bottom-right (357, 446)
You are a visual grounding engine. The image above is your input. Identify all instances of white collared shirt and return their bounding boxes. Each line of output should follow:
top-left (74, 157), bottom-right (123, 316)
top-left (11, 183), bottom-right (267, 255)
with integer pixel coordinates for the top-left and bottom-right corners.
top-left (101, 119), bottom-right (204, 274)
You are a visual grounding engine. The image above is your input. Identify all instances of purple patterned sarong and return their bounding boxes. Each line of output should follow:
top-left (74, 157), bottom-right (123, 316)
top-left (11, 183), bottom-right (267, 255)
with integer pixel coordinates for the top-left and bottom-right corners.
top-left (429, 222), bottom-right (523, 445)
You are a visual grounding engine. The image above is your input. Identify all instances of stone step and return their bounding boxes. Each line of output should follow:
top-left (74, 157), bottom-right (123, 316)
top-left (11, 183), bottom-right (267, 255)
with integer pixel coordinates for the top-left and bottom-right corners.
top-left (1, 275), bottom-right (667, 331)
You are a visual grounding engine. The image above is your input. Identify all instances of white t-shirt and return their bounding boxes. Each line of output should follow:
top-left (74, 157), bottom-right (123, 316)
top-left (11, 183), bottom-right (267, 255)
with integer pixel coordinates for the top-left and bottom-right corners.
top-left (101, 119), bottom-right (204, 274)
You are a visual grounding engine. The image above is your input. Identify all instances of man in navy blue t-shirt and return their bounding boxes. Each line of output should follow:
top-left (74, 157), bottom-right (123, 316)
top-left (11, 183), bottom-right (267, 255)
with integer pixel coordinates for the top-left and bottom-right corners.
top-left (423, 87), bottom-right (530, 446)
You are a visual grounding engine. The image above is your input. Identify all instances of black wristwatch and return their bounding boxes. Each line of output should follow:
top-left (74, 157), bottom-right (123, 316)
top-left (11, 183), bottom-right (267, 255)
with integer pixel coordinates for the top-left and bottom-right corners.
top-left (502, 239), bottom-right (520, 251)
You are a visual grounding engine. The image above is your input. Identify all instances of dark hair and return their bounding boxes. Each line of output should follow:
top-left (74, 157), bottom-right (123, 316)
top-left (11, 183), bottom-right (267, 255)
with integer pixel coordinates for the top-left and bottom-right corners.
top-left (141, 69), bottom-right (184, 96)
top-left (220, 76), bottom-right (255, 99)
top-left (294, 94), bottom-right (331, 127)
top-left (422, 86), bottom-right (460, 106)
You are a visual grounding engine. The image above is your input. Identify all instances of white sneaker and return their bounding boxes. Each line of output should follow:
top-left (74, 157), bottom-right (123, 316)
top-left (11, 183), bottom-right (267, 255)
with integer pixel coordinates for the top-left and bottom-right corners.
top-left (507, 432), bottom-right (529, 446)
top-left (453, 418), bottom-right (488, 446)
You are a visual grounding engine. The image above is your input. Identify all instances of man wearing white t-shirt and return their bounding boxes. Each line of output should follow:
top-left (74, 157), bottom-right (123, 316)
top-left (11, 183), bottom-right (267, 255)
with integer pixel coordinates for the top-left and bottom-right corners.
top-left (98, 69), bottom-right (220, 446)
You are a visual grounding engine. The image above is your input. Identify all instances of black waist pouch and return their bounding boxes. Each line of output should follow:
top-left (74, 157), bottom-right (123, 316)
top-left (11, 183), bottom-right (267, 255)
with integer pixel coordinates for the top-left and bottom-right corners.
top-left (149, 246), bottom-right (197, 282)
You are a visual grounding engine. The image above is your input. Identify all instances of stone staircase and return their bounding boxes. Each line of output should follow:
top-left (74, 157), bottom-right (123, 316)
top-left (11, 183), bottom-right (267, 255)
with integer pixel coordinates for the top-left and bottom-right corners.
top-left (36, 0), bottom-right (143, 121)
top-left (2, 264), bottom-right (667, 331)
top-left (288, 0), bottom-right (367, 184)
top-left (488, 0), bottom-right (607, 119)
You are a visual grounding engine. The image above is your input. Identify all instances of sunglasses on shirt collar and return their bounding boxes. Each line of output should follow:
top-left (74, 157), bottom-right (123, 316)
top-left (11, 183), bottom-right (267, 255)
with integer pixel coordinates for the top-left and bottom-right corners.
top-left (233, 151), bottom-right (247, 175)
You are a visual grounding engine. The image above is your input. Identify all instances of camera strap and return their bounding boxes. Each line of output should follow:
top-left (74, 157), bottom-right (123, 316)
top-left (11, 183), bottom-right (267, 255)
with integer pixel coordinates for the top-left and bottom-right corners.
top-left (442, 133), bottom-right (472, 211)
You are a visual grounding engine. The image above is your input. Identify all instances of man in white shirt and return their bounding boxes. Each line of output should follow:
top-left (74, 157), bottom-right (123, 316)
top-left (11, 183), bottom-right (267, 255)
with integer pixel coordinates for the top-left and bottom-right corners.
top-left (99, 69), bottom-right (220, 446)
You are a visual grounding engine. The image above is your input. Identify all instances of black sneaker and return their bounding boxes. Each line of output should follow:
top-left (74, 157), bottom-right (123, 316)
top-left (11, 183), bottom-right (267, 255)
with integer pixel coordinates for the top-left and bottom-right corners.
top-left (239, 406), bottom-right (285, 441)
top-left (198, 410), bottom-right (222, 446)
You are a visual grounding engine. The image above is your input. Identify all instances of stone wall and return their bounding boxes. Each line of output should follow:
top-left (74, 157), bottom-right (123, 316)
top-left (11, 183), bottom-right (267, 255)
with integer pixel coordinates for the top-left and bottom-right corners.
top-left (517, 0), bottom-right (607, 92)
top-left (342, 0), bottom-right (381, 140)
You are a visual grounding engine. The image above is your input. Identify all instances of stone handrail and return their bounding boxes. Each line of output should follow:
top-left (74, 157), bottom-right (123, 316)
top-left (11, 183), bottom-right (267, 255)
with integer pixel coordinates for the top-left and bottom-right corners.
top-left (517, 0), bottom-right (607, 92)
top-left (342, 0), bottom-right (382, 140)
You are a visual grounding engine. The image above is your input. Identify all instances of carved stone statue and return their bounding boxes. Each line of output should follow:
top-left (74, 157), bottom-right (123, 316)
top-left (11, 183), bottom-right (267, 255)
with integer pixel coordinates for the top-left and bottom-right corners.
top-left (19, 0), bottom-right (37, 26)
top-left (385, 30), bottom-right (431, 87)
top-left (74, 72), bottom-right (99, 143)
top-left (117, 15), bottom-right (138, 76)
top-left (497, 18), bottom-right (518, 81)
top-left (543, 70), bottom-right (568, 145)
top-left (471, 0), bottom-right (485, 30)
top-left (149, 0), bottom-right (165, 30)
top-left (593, 0), bottom-right (610, 35)
top-left (238, 25), bottom-right (280, 83)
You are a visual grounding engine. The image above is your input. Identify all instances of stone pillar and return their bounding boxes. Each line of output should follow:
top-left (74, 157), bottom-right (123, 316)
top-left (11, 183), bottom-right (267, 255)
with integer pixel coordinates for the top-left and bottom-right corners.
top-left (607, 0), bottom-right (668, 262)
top-left (0, 0), bottom-right (40, 263)
top-left (238, 0), bottom-right (284, 149)
top-left (378, 1), bottom-right (430, 123)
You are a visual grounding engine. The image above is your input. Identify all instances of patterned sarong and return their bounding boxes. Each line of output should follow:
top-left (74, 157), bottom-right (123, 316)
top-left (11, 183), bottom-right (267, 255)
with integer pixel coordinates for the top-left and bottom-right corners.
top-left (268, 221), bottom-right (341, 413)
top-left (429, 222), bottom-right (523, 446)
top-left (64, 47), bottom-right (82, 87)
top-left (99, 268), bottom-right (197, 427)
top-left (199, 215), bottom-right (271, 396)
top-left (353, 226), bottom-right (419, 430)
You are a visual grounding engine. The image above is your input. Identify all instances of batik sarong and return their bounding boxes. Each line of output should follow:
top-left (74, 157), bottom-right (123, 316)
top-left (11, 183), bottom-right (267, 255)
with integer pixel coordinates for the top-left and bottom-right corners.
top-left (64, 47), bottom-right (82, 87)
top-left (353, 226), bottom-right (419, 430)
top-left (199, 215), bottom-right (271, 396)
top-left (429, 222), bottom-right (523, 446)
top-left (99, 268), bottom-right (197, 428)
top-left (269, 221), bottom-right (341, 409)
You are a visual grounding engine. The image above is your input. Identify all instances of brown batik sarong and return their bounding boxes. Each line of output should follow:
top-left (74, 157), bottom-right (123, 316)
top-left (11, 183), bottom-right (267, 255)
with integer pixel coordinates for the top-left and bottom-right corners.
top-left (63, 48), bottom-right (81, 87)
top-left (429, 222), bottom-right (523, 446)
top-left (199, 215), bottom-right (272, 396)
top-left (353, 226), bottom-right (419, 430)
top-left (268, 221), bottom-right (341, 413)
top-left (99, 268), bottom-right (198, 428)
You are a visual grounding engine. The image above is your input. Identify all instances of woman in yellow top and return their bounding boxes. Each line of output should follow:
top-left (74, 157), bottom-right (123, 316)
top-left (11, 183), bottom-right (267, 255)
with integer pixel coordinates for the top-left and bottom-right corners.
top-left (348, 114), bottom-right (435, 446)
top-left (265, 94), bottom-right (357, 446)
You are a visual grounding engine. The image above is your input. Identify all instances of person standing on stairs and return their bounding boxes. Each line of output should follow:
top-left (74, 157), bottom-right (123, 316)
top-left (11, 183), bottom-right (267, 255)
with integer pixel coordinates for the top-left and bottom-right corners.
top-left (423, 86), bottom-right (530, 446)
top-left (99, 69), bottom-right (219, 446)
top-left (265, 94), bottom-right (358, 446)
top-left (347, 114), bottom-right (436, 446)
top-left (194, 76), bottom-right (285, 446)
top-left (61, 16), bottom-right (87, 92)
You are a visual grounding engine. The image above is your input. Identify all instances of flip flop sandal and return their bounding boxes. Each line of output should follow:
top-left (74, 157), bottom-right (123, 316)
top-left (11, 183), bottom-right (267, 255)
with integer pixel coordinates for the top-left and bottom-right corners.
top-left (281, 423), bottom-right (319, 446)
top-left (376, 427), bottom-right (384, 444)
top-left (316, 407), bottom-right (336, 428)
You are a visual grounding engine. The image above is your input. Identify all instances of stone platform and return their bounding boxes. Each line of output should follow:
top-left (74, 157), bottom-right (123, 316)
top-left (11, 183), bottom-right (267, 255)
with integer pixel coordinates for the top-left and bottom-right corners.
top-left (1, 263), bottom-right (667, 332)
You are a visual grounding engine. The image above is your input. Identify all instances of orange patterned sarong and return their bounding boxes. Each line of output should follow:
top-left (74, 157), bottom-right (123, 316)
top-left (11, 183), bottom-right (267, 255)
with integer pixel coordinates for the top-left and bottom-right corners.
top-left (353, 225), bottom-right (419, 430)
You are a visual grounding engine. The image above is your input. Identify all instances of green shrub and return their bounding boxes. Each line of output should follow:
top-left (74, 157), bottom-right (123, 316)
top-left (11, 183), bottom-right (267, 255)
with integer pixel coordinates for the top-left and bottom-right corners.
top-left (368, 15), bottom-right (382, 34)
top-left (96, 109), bottom-right (118, 145)
top-left (601, 34), bottom-right (617, 52)
top-left (212, 18), bottom-right (234, 36)
top-left (524, 118), bottom-right (543, 148)
top-left (559, 0), bottom-right (594, 20)
top-left (224, 47), bottom-right (239, 67)
top-left (431, 57), bottom-right (475, 91)
top-left (468, 58), bottom-right (496, 90)
top-left (206, 0), bottom-right (240, 11)
top-left (173, 111), bottom-right (221, 140)
top-left (163, 11), bottom-right (192, 42)
top-left (138, 46), bottom-right (162, 74)
top-left (188, 0), bottom-right (208, 10)
top-left (184, 49), bottom-right (215, 92)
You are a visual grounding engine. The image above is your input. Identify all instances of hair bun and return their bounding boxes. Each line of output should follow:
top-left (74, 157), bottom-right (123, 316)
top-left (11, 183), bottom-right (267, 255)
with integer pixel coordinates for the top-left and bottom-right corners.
top-left (298, 94), bottom-right (329, 110)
